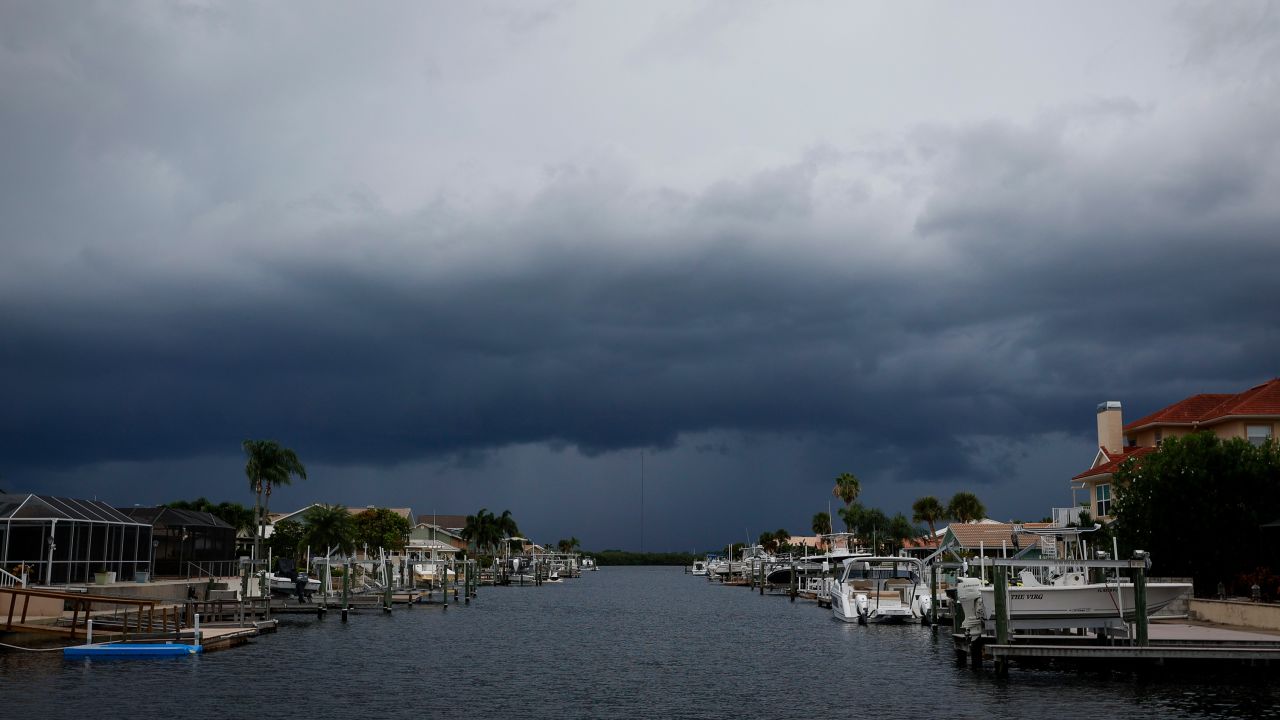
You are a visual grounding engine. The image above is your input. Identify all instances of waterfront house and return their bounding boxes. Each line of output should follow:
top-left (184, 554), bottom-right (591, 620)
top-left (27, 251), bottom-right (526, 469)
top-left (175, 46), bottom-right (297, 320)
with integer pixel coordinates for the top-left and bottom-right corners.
top-left (407, 523), bottom-right (466, 557)
top-left (1072, 378), bottom-right (1280, 521)
top-left (0, 493), bottom-right (153, 585)
top-left (125, 506), bottom-right (236, 578)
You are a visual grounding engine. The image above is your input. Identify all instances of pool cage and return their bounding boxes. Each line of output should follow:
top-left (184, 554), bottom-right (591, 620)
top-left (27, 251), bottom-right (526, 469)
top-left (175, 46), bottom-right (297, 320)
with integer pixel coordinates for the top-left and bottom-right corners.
top-left (125, 507), bottom-right (237, 578)
top-left (0, 494), bottom-right (153, 585)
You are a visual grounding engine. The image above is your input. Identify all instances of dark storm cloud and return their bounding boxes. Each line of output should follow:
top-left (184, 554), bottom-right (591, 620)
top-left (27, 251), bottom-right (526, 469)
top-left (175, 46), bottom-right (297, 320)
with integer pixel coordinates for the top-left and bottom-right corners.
top-left (3, 2), bottom-right (1280, 546)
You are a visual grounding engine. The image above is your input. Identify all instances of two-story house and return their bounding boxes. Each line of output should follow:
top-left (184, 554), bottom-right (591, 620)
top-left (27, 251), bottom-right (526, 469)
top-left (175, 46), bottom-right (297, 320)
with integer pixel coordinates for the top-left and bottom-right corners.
top-left (1072, 378), bottom-right (1280, 522)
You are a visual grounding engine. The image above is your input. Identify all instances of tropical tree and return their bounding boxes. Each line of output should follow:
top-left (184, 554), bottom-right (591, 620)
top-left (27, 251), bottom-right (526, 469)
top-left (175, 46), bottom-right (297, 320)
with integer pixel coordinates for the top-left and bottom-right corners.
top-left (832, 472), bottom-right (861, 509)
top-left (496, 510), bottom-right (520, 541)
top-left (243, 439), bottom-right (307, 562)
top-left (556, 537), bottom-right (581, 554)
top-left (267, 519), bottom-right (306, 561)
top-left (887, 513), bottom-right (920, 553)
top-left (859, 507), bottom-right (890, 553)
top-left (1113, 433), bottom-right (1280, 596)
top-left (352, 508), bottom-right (412, 553)
top-left (303, 504), bottom-right (356, 556)
top-left (461, 508), bottom-right (502, 559)
top-left (946, 491), bottom-right (986, 524)
top-left (811, 512), bottom-right (832, 548)
top-left (911, 496), bottom-right (946, 537)
top-left (837, 504), bottom-right (860, 536)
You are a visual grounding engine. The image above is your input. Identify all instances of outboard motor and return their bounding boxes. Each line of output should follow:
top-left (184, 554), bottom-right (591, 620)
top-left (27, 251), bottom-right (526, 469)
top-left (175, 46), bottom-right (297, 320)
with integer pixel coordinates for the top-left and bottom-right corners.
top-left (955, 577), bottom-right (986, 639)
top-left (916, 593), bottom-right (932, 621)
top-left (854, 593), bottom-right (870, 624)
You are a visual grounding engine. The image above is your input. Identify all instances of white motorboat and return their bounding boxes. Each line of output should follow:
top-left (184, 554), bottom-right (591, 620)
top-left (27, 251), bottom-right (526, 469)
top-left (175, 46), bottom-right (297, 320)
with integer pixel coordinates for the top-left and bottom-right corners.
top-left (691, 560), bottom-right (708, 576)
top-left (267, 572), bottom-right (321, 597)
top-left (954, 570), bottom-right (1191, 637)
top-left (829, 557), bottom-right (934, 624)
top-left (582, 557), bottom-right (597, 571)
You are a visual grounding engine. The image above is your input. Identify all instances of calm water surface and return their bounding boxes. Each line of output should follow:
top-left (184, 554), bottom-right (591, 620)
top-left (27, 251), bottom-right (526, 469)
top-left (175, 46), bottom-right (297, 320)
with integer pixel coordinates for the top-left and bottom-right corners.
top-left (3, 567), bottom-right (1277, 718)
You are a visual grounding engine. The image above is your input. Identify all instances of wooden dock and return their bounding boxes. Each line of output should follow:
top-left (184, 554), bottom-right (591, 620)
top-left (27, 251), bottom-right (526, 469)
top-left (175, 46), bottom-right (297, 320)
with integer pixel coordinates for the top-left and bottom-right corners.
top-left (955, 622), bottom-right (1280, 672)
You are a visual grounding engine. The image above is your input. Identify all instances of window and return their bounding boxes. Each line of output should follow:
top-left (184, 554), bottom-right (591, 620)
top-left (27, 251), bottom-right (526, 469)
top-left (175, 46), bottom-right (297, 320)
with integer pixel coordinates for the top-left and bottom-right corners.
top-left (1154, 428), bottom-right (1163, 446)
top-left (1096, 484), bottom-right (1112, 517)
top-left (1247, 425), bottom-right (1273, 446)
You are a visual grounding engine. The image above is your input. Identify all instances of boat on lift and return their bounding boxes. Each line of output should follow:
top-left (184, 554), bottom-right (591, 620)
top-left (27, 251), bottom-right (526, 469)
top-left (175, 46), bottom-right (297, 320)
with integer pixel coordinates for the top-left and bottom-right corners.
top-left (954, 559), bottom-right (1190, 637)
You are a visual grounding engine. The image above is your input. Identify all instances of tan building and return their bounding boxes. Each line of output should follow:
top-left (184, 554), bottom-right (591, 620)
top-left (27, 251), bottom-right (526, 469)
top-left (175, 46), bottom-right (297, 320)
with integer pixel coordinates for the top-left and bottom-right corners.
top-left (1073, 378), bottom-right (1280, 521)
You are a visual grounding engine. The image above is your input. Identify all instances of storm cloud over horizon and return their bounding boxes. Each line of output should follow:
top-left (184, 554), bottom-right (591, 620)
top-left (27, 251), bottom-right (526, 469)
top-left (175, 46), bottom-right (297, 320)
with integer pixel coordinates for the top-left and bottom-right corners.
top-left (3, 2), bottom-right (1279, 550)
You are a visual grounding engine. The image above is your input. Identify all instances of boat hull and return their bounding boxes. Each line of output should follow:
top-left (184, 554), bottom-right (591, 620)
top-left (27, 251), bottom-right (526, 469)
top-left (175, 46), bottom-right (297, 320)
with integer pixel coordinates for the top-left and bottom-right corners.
top-left (977, 582), bottom-right (1189, 622)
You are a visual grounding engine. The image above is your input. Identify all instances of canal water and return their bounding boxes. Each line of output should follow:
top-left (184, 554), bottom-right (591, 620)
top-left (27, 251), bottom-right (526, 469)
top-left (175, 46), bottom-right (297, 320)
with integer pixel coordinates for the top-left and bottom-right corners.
top-left (2, 566), bottom-right (1277, 718)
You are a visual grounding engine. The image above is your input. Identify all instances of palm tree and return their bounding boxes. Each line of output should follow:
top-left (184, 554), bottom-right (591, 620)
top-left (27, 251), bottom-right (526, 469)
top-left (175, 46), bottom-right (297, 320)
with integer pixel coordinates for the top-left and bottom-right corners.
top-left (462, 509), bottom-right (504, 560)
top-left (303, 504), bottom-right (355, 555)
top-left (811, 512), bottom-right (832, 550)
top-left (812, 512), bottom-right (831, 536)
top-left (243, 439), bottom-right (307, 562)
top-left (496, 510), bottom-right (520, 542)
top-left (947, 491), bottom-right (986, 524)
top-left (911, 496), bottom-right (946, 537)
top-left (832, 472), bottom-right (861, 509)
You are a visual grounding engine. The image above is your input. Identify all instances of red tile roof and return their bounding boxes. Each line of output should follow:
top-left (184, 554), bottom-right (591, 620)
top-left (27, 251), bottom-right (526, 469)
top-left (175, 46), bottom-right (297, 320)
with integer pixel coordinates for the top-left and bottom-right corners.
top-left (1073, 446), bottom-right (1156, 480)
top-left (1125, 379), bottom-right (1280, 430)
top-left (945, 522), bottom-right (1042, 550)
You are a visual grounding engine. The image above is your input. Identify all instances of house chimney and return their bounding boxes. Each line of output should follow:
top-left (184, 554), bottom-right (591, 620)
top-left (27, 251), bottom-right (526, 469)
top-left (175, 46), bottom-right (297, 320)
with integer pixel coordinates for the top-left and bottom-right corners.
top-left (1096, 401), bottom-right (1123, 454)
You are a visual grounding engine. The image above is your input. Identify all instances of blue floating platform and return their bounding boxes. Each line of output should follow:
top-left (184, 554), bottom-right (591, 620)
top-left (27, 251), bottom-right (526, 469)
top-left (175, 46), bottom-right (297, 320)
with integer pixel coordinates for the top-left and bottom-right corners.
top-left (64, 642), bottom-right (202, 658)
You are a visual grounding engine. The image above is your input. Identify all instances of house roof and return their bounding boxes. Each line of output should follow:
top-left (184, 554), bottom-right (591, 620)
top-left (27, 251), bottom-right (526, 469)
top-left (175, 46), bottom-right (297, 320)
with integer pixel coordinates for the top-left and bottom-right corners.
top-left (1072, 446), bottom-right (1156, 481)
top-left (1126, 378), bottom-right (1280, 431)
top-left (0, 494), bottom-right (147, 525)
top-left (901, 535), bottom-right (939, 550)
top-left (272, 505), bottom-right (414, 523)
top-left (415, 514), bottom-right (468, 531)
top-left (944, 522), bottom-right (1042, 551)
top-left (126, 506), bottom-right (234, 530)
top-left (412, 523), bottom-right (463, 540)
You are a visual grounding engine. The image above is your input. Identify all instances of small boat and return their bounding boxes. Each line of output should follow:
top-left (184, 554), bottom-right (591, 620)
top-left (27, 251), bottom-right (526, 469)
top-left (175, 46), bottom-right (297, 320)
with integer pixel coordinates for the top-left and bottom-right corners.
top-left (582, 557), bottom-right (598, 571)
top-left (690, 560), bottom-right (708, 576)
top-left (954, 571), bottom-right (1190, 637)
top-left (267, 572), bottom-right (321, 597)
top-left (829, 557), bottom-right (933, 624)
top-left (546, 569), bottom-right (563, 583)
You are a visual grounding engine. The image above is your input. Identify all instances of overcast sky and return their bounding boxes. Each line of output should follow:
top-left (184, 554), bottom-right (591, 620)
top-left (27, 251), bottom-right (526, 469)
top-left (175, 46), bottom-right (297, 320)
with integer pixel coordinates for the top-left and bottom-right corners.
top-left (2, 1), bottom-right (1278, 551)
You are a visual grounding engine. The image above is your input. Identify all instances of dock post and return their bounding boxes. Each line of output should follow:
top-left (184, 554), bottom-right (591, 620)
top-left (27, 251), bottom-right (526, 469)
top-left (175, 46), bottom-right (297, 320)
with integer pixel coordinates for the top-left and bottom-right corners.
top-left (341, 560), bottom-right (351, 622)
top-left (463, 560), bottom-right (470, 604)
top-left (993, 570), bottom-right (1009, 677)
top-left (194, 612), bottom-right (202, 647)
top-left (86, 619), bottom-right (93, 646)
top-left (383, 558), bottom-right (393, 613)
top-left (759, 560), bottom-right (765, 596)
top-left (442, 562), bottom-right (449, 609)
top-left (790, 562), bottom-right (797, 602)
top-left (1134, 562), bottom-right (1149, 647)
top-left (930, 565), bottom-right (939, 628)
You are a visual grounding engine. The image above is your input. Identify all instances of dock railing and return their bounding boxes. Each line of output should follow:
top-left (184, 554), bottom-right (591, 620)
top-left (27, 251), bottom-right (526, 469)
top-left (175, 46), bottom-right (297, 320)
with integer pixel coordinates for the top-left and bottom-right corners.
top-left (0, 567), bottom-right (26, 589)
top-left (4, 585), bottom-right (175, 641)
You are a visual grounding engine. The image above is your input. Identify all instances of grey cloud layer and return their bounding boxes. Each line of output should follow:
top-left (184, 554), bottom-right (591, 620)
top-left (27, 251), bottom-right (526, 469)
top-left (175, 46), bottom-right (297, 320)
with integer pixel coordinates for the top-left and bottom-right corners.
top-left (2, 2), bottom-right (1279, 520)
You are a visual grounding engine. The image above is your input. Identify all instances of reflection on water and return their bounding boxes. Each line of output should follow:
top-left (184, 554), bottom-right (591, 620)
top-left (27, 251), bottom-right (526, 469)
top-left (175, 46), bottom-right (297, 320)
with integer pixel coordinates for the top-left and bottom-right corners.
top-left (2, 567), bottom-right (1277, 719)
